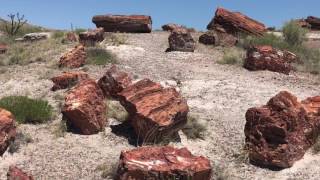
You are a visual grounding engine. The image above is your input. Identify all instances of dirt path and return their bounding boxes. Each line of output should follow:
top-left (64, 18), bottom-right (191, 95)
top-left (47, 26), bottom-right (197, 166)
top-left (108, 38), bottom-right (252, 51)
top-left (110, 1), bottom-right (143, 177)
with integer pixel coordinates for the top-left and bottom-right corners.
top-left (0, 31), bottom-right (320, 179)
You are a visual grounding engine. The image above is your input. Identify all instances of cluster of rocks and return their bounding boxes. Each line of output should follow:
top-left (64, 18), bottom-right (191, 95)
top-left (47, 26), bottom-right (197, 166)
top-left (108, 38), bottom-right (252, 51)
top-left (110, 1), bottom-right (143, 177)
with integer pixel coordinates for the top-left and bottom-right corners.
top-left (15, 32), bottom-right (51, 42)
top-left (296, 16), bottom-right (320, 30)
top-left (79, 27), bottom-right (104, 46)
top-left (245, 91), bottom-right (320, 169)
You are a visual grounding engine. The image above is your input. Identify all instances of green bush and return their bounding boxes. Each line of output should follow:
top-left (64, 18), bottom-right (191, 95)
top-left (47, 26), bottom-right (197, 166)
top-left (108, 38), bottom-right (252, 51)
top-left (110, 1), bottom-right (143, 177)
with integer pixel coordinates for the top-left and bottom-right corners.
top-left (74, 28), bottom-right (86, 35)
top-left (0, 96), bottom-right (53, 124)
top-left (238, 33), bottom-right (288, 50)
top-left (86, 47), bottom-right (117, 65)
top-left (218, 48), bottom-right (244, 65)
top-left (52, 31), bottom-right (65, 39)
top-left (282, 20), bottom-right (307, 46)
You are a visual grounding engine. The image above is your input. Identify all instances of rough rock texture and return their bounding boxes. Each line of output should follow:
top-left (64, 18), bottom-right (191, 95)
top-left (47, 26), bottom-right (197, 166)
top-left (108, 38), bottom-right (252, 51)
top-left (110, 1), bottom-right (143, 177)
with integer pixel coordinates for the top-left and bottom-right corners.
top-left (58, 45), bottom-right (86, 68)
top-left (64, 32), bottom-right (78, 42)
top-left (167, 28), bottom-right (196, 52)
top-left (0, 43), bottom-right (7, 54)
top-left (199, 29), bottom-right (238, 47)
top-left (79, 28), bottom-right (104, 46)
top-left (7, 166), bottom-right (34, 180)
top-left (162, 23), bottom-right (183, 31)
top-left (243, 45), bottom-right (297, 74)
top-left (0, 108), bottom-right (16, 156)
top-left (51, 71), bottom-right (89, 91)
top-left (306, 16), bottom-right (320, 30)
top-left (116, 146), bottom-right (212, 180)
top-left (245, 91), bottom-right (320, 169)
top-left (207, 7), bottom-right (266, 36)
top-left (17, 32), bottom-right (50, 41)
top-left (98, 65), bottom-right (132, 98)
top-left (62, 79), bottom-right (107, 135)
top-left (92, 15), bottom-right (152, 33)
top-left (118, 79), bottom-right (189, 142)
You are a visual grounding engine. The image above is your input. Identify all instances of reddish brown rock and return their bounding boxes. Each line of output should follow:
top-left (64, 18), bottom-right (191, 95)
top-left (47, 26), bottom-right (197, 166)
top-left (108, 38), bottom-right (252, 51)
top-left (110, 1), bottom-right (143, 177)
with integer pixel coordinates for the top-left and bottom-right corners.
top-left (243, 45), bottom-right (297, 74)
top-left (0, 43), bottom-right (8, 54)
top-left (98, 65), bottom-right (132, 98)
top-left (51, 71), bottom-right (89, 91)
top-left (64, 32), bottom-right (78, 42)
top-left (92, 15), bottom-right (152, 33)
top-left (7, 166), bottom-right (34, 180)
top-left (59, 45), bottom-right (86, 68)
top-left (162, 23), bottom-right (183, 31)
top-left (245, 91), bottom-right (320, 169)
top-left (62, 79), bottom-right (107, 135)
top-left (199, 28), bottom-right (238, 47)
top-left (118, 79), bottom-right (189, 142)
top-left (306, 16), bottom-right (320, 30)
top-left (116, 146), bottom-right (212, 180)
top-left (79, 28), bottom-right (104, 46)
top-left (167, 28), bottom-right (196, 52)
top-left (0, 108), bottom-right (16, 156)
top-left (207, 7), bottom-right (266, 36)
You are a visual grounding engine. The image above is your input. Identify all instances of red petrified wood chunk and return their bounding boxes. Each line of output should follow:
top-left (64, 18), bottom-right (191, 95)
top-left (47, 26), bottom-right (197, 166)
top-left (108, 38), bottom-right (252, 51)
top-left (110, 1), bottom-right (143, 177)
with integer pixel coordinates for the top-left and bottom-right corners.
top-left (51, 71), bottom-right (89, 91)
top-left (199, 28), bottom-right (238, 47)
top-left (167, 28), bottom-right (196, 52)
top-left (79, 28), bottom-right (105, 46)
top-left (116, 146), bottom-right (212, 180)
top-left (7, 166), bottom-right (34, 180)
top-left (207, 7), bottom-right (266, 36)
top-left (0, 108), bottom-right (16, 156)
top-left (98, 65), bottom-right (132, 98)
top-left (62, 79), bottom-right (107, 135)
top-left (59, 45), bottom-right (86, 68)
top-left (92, 15), bottom-right (152, 33)
top-left (118, 79), bottom-right (189, 142)
top-left (0, 43), bottom-right (8, 54)
top-left (243, 45), bottom-right (297, 74)
top-left (245, 91), bottom-right (320, 169)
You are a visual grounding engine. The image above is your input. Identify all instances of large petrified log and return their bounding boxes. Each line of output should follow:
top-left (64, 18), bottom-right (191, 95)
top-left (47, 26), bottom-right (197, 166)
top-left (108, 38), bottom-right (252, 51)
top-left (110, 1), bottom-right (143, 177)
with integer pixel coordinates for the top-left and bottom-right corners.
top-left (98, 65), bottom-right (132, 98)
top-left (245, 91), bottom-right (320, 169)
top-left (7, 166), bottom-right (34, 180)
top-left (207, 7), bottom-right (266, 36)
top-left (167, 28), bottom-right (196, 52)
top-left (243, 45), bottom-right (297, 75)
top-left (92, 15), bottom-right (152, 33)
top-left (306, 16), bottom-right (320, 30)
top-left (199, 28), bottom-right (238, 47)
top-left (116, 146), bottom-right (212, 180)
top-left (0, 108), bottom-right (16, 156)
top-left (62, 79), bottom-right (107, 135)
top-left (51, 71), bottom-right (89, 91)
top-left (118, 79), bottom-right (189, 143)
top-left (79, 28), bottom-right (105, 46)
top-left (59, 45), bottom-right (86, 68)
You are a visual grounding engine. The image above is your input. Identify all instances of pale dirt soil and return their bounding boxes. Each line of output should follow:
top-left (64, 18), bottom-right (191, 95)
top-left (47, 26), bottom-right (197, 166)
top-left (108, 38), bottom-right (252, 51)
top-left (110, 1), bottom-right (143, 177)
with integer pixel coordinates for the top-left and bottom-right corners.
top-left (0, 31), bottom-right (320, 179)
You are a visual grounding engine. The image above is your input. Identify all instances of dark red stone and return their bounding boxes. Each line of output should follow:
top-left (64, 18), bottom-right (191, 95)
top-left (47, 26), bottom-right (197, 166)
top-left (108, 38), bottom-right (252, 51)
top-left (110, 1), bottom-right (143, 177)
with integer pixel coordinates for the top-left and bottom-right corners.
top-left (167, 28), bottom-right (196, 52)
top-left (79, 28), bottom-right (104, 46)
top-left (0, 108), bottom-right (16, 156)
top-left (59, 45), bottom-right (86, 68)
top-left (7, 166), bottom-right (34, 180)
top-left (51, 71), bottom-right (89, 91)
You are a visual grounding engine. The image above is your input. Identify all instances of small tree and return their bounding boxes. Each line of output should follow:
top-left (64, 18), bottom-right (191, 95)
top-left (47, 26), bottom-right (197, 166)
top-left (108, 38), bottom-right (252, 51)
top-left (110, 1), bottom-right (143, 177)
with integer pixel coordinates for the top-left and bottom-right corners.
top-left (1, 13), bottom-right (27, 36)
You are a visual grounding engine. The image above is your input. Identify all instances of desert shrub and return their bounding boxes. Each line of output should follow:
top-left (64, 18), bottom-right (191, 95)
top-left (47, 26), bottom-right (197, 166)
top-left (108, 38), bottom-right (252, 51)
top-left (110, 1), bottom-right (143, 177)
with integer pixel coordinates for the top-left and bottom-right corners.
top-left (0, 96), bottom-right (53, 124)
top-left (74, 28), bottom-right (86, 35)
top-left (182, 114), bottom-right (207, 139)
top-left (238, 33), bottom-right (288, 50)
top-left (8, 131), bottom-right (33, 153)
top-left (106, 33), bottom-right (127, 46)
top-left (53, 119), bottom-right (68, 138)
top-left (86, 47), bottom-right (117, 65)
top-left (282, 20), bottom-right (307, 46)
top-left (106, 100), bottom-right (128, 122)
top-left (52, 31), bottom-right (65, 39)
top-left (95, 162), bottom-right (118, 179)
top-left (218, 48), bottom-right (244, 65)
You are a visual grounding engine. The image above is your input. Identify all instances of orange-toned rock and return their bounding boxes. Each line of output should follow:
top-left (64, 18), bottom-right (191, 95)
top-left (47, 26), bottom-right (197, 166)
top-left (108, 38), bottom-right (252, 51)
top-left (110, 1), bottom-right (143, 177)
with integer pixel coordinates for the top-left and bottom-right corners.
top-left (51, 71), bottom-right (89, 91)
top-left (7, 166), bottom-right (34, 180)
top-left (116, 146), bottom-right (212, 180)
top-left (199, 28), bottom-right (237, 47)
top-left (98, 65), bottom-right (132, 98)
top-left (167, 28), bottom-right (196, 52)
top-left (79, 28), bottom-right (104, 46)
top-left (92, 15), bottom-right (152, 33)
top-left (243, 45), bottom-right (297, 74)
top-left (62, 79), bottom-right (107, 135)
top-left (0, 43), bottom-right (8, 54)
top-left (118, 79), bottom-right (189, 142)
top-left (207, 7), bottom-right (266, 36)
top-left (59, 45), bottom-right (86, 68)
top-left (245, 91), bottom-right (320, 169)
top-left (0, 108), bottom-right (16, 156)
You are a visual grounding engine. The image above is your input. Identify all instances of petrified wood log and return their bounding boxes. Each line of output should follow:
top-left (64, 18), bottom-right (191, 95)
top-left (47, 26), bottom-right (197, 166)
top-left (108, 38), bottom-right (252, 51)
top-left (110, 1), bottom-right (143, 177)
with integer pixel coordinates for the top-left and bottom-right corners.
top-left (167, 28), bottom-right (196, 52)
top-left (118, 79), bottom-right (189, 143)
top-left (306, 16), bottom-right (320, 30)
top-left (245, 91), bottom-right (320, 169)
top-left (92, 15), bottom-right (152, 33)
top-left (0, 108), bottom-right (16, 156)
top-left (243, 45), bottom-right (297, 74)
top-left (207, 7), bottom-right (266, 36)
top-left (59, 45), bottom-right (86, 68)
top-left (51, 71), bottom-right (89, 91)
top-left (116, 146), bottom-right (212, 180)
top-left (79, 28), bottom-right (105, 46)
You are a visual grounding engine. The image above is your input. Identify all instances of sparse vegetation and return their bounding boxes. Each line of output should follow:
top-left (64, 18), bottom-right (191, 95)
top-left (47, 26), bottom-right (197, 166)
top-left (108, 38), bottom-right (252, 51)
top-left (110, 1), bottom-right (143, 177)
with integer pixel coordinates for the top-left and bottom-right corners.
top-left (218, 48), bottom-right (244, 65)
top-left (95, 162), bottom-right (118, 179)
top-left (86, 47), bottom-right (117, 65)
top-left (0, 13), bottom-right (27, 36)
top-left (74, 28), bottom-right (86, 35)
top-left (52, 31), bottom-right (65, 39)
top-left (106, 100), bottom-right (128, 122)
top-left (283, 20), bottom-right (307, 46)
top-left (105, 33), bottom-right (128, 46)
top-left (0, 96), bottom-right (53, 124)
top-left (312, 137), bottom-right (320, 153)
top-left (182, 114), bottom-right (207, 139)
top-left (53, 119), bottom-right (68, 138)
top-left (8, 131), bottom-right (33, 153)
